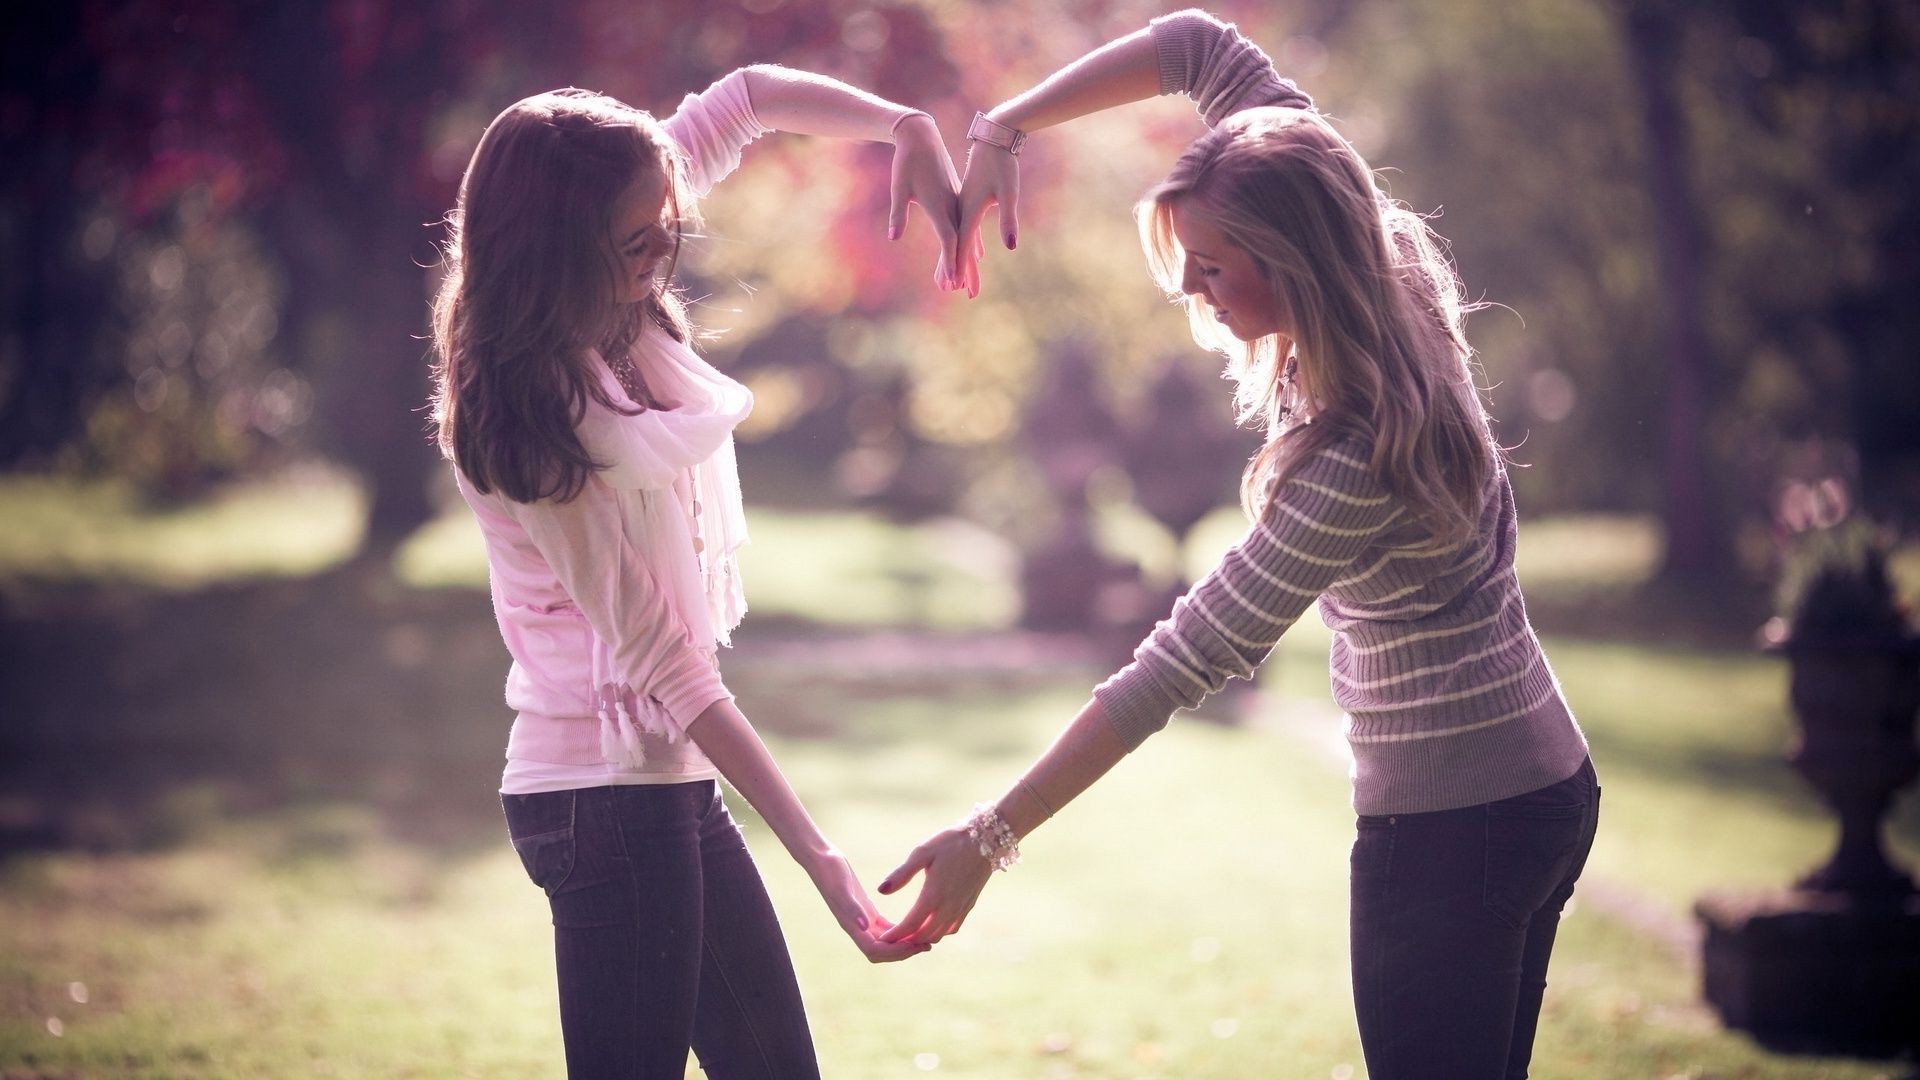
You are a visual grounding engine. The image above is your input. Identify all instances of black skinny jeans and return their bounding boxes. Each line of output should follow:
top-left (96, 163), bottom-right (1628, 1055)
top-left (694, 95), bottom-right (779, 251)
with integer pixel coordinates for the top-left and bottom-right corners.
top-left (502, 782), bottom-right (819, 1079)
top-left (1350, 758), bottom-right (1601, 1079)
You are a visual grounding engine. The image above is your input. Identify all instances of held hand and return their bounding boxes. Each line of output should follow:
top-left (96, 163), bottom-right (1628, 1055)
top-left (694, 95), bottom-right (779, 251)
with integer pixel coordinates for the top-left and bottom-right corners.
top-left (875, 826), bottom-right (995, 945)
top-left (808, 848), bottom-right (931, 963)
top-left (952, 140), bottom-right (1020, 299)
top-left (887, 113), bottom-right (964, 291)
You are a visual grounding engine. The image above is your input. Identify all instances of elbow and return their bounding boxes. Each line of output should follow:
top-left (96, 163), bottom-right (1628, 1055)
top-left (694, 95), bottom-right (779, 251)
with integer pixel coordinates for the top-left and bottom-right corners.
top-left (1161, 8), bottom-right (1231, 34)
top-left (737, 63), bottom-right (788, 101)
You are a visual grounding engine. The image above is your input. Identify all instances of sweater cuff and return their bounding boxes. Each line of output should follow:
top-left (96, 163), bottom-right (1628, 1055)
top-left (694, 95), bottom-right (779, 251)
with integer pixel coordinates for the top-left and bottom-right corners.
top-left (1092, 661), bottom-right (1185, 751)
top-left (653, 655), bottom-right (735, 737)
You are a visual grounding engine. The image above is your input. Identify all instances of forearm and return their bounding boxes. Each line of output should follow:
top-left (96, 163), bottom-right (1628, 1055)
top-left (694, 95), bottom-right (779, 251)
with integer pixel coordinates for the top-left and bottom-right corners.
top-left (984, 29), bottom-right (1161, 134)
top-left (687, 699), bottom-right (835, 870)
top-left (990, 697), bottom-right (1131, 839)
top-left (740, 64), bottom-right (920, 142)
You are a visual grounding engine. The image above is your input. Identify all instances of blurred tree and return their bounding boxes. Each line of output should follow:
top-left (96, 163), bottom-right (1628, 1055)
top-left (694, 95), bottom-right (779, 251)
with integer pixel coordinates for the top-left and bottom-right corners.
top-left (2, 0), bottom-right (964, 553)
top-left (7, 0), bottom-right (1912, 599)
top-left (0, 4), bottom-right (119, 470)
top-left (1707, 0), bottom-right (1920, 530)
top-left (1121, 356), bottom-right (1250, 552)
top-left (1619, 0), bottom-right (1723, 580)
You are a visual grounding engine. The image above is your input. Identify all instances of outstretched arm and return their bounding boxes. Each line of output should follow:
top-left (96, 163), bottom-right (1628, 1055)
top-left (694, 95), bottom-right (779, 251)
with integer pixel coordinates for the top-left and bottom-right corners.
top-left (738, 66), bottom-right (963, 280)
top-left (878, 437), bottom-right (1396, 945)
top-left (951, 9), bottom-right (1310, 296)
top-left (877, 697), bottom-right (1128, 944)
top-left (948, 29), bottom-right (1160, 296)
top-left (511, 487), bottom-right (925, 963)
top-left (688, 698), bottom-right (931, 963)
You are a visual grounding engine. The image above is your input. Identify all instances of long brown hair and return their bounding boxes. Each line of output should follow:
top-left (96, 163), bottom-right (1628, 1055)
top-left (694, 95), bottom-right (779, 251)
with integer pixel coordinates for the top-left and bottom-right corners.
top-left (430, 88), bottom-right (694, 504)
top-left (1139, 107), bottom-right (1497, 550)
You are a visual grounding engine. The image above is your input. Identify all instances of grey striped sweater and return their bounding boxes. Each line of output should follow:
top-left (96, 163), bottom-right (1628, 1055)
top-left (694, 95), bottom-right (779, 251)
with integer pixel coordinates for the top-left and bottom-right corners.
top-left (1094, 12), bottom-right (1589, 815)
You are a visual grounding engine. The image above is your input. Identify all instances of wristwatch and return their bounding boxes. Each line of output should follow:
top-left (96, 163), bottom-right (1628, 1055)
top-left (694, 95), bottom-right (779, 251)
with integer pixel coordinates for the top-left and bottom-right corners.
top-left (967, 111), bottom-right (1027, 156)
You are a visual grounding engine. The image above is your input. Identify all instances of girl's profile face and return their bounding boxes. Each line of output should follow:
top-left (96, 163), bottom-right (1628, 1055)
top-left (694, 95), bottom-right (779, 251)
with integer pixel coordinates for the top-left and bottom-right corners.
top-left (1170, 201), bottom-right (1288, 346)
top-left (610, 168), bottom-right (673, 304)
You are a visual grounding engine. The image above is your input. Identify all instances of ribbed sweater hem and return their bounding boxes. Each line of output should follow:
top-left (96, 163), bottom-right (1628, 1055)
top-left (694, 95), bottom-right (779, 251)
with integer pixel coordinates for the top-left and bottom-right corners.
top-left (505, 689), bottom-right (732, 767)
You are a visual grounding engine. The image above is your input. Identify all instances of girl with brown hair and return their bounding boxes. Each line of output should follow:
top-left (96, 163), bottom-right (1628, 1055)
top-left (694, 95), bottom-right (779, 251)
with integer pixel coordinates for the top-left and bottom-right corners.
top-left (430, 68), bottom-right (957, 1077)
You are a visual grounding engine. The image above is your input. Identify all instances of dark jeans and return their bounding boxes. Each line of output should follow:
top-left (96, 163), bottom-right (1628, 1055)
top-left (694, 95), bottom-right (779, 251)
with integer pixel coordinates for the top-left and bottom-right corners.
top-left (502, 782), bottom-right (819, 1080)
top-left (1350, 758), bottom-right (1600, 1079)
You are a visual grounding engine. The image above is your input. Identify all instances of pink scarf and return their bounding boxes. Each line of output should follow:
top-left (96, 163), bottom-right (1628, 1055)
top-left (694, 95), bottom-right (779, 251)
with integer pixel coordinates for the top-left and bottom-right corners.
top-left (577, 321), bottom-right (752, 765)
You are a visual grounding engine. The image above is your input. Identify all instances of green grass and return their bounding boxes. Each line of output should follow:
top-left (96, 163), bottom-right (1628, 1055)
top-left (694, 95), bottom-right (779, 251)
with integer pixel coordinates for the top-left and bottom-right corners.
top-left (5, 653), bottom-right (1916, 1077)
top-left (0, 468), bottom-right (364, 588)
top-left (4, 473), bottom-right (1918, 1076)
top-left (0, 472), bottom-right (1019, 632)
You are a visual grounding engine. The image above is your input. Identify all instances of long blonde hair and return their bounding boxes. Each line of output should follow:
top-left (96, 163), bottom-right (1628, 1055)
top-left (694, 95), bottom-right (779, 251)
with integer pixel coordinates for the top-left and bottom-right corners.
top-left (430, 88), bottom-right (695, 504)
top-left (1139, 107), bottom-right (1496, 549)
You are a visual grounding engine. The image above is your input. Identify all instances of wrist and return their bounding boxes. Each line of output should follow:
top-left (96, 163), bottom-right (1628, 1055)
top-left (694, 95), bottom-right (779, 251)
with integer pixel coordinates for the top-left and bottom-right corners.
top-left (967, 111), bottom-right (1027, 156)
top-left (795, 840), bottom-right (845, 877)
top-left (890, 109), bottom-right (934, 142)
top-left (963, 802), bottom-right (1022, 872)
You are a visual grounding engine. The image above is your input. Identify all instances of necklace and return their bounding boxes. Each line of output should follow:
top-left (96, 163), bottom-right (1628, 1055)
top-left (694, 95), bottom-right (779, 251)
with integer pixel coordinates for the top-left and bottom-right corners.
top-left (1277, 357), bottom-right (1303, 426)
top-left (607, 351), bottom-right (657, 409)
top-left (601, 315), bottom-right (656, 408)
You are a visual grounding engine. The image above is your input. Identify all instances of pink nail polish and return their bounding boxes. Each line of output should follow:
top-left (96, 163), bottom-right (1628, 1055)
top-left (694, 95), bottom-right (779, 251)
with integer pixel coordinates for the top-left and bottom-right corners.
top-left (888, 226), bottom-right (900, 241)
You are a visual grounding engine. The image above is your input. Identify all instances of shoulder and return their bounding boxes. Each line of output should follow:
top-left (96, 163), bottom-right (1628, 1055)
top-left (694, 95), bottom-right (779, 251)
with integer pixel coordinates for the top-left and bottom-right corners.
top-left (1277, 432), bottom-right (1389, 501)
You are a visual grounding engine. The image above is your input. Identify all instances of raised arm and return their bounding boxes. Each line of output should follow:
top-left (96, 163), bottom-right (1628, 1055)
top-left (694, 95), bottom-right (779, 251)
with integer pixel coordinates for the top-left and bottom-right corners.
top-left (951, 9), bottom-right (1310, 295)
top-left (665, 65), bottom-right (961, 283)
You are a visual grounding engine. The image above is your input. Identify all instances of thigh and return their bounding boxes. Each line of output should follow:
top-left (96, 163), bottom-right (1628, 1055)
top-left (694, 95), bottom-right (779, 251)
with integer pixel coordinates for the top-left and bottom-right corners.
top-left (1350, 805), bottom-right (1534, 1080)
top-left (512, 784), bottom-right (710, 1080)
top-left (689, 788), bottom-right (820, 1080)
top-left (1504, 763), bottom-right (1602, 1078)
top-left (1350, 765), bottom-right (1600, 1080)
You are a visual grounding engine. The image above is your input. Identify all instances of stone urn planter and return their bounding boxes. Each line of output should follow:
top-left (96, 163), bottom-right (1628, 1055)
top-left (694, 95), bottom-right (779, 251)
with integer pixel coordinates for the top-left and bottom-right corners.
top-left (1695, 534), bottom-right (1920, 1057)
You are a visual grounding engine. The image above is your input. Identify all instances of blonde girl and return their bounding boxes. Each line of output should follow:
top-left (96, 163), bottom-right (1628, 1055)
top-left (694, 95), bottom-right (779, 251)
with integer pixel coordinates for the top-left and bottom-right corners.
top-left (431, 67), bottom-right (957, 1077)
top-left (881, 11), bottom-right (1597, 1078)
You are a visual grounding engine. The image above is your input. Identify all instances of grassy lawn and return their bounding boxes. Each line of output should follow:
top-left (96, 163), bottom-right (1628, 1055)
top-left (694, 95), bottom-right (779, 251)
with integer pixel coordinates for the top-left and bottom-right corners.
top-left (2, 471), bottom-right (1917, 1077)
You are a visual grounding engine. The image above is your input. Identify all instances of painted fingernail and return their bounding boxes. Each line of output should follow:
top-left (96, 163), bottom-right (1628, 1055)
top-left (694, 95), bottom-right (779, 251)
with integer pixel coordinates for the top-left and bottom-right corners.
top-left (1006, 234), bottom-right (1016, 250)
top-left (888, 226), bottom-right (900, 241)
top-left (878, 879), bottom-right (894, 894)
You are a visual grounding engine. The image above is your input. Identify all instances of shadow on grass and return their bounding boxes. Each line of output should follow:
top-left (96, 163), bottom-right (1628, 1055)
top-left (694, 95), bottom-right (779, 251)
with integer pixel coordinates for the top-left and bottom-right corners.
top-left (2, 570), bottom-right (524, 863)
top-left (7, 567), bottom-right (1914, 872)
top-left (0, 573), bottom-right (1116, 865)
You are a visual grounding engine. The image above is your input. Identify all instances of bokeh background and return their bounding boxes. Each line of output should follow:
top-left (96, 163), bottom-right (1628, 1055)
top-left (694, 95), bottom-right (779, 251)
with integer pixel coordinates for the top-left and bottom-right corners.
top-left (2, 0), bottom-right (1917, 1077)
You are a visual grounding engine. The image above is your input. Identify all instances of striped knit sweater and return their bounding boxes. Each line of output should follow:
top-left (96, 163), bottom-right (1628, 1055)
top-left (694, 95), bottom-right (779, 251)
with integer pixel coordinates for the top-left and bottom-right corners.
top-left (1093, 12), bottom-right (1590, 815)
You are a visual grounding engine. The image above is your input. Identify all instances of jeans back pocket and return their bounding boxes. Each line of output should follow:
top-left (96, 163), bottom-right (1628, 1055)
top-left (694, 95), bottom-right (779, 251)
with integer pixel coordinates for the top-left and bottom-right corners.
top-left (502, 789), bottom-right (578, 896)
top-left (1482, 793), bottom-right (1591, 929)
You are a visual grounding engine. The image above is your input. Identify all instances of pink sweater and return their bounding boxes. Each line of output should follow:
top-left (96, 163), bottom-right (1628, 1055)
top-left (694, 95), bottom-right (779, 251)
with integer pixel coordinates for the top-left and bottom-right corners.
top-left (458, 72), bottom-right (768, 770)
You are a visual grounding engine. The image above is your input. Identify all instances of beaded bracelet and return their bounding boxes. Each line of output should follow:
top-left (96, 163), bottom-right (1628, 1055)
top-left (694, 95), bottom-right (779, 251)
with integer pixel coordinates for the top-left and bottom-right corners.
top-left (964, 803), bottom-right (1021, 872)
